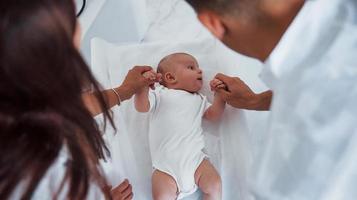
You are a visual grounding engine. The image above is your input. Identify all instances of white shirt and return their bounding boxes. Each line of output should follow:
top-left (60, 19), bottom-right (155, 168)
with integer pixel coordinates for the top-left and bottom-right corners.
top-left (10, 147), bottom-right (104, 200)
top-left (254, 0), bottom-right (357, 199)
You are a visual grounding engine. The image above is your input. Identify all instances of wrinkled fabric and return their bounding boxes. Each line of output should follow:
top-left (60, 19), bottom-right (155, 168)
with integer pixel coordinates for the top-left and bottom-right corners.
top-left (91, 38), bottom-right (257, 200)
top-left (253, 0), bottom-right (357, 199)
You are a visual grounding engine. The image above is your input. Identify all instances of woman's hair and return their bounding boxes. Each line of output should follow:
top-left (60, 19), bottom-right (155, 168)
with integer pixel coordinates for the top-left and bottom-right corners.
top-left (0, 0), bottom-right (114, 199)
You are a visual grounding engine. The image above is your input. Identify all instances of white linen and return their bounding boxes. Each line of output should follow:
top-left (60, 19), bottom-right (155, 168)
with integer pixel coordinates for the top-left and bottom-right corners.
top-left (253, 0), bottom-right (357, 199)
top-left (79, 0), bottom-right (148, 62)
top-left (91, 38), bottom-right (262, 200)
top-left (148, 86), bottom-right (210, 199)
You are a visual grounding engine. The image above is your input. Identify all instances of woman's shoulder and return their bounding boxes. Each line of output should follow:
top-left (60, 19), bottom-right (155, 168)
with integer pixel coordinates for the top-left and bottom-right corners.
top-left (8, 147), bottom-right (69, 199)
top-left (10, 147), bottom-right (104, 200)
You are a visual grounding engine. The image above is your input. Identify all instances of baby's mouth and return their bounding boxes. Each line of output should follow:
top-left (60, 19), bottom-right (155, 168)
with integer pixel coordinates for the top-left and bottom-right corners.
top-left (197, 77), bottom-right (202, 81)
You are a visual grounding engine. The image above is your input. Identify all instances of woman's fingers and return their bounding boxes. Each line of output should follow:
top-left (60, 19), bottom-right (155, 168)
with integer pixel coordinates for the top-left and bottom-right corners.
top-left (124, 193), bottom-right (133, 200)
top-left (112, 180), bottom-right (129, 194)
top-left (111, 179), bottom-right (134, 200)
top-left (121, 184), bottom-right (133, 199)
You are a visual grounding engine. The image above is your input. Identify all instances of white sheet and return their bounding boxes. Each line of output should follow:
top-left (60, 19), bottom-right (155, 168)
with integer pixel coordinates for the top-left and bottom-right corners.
top-left (79, 0), bottom-right (148, 62)
top-left (91, 38), bottom-right (267, 200)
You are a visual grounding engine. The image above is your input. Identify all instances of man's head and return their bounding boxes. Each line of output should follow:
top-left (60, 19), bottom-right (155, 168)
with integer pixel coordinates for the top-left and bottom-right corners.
top-left (157, 53), bottom-right (203, 93)
top-left (186, 0), bottom-right (304, 61)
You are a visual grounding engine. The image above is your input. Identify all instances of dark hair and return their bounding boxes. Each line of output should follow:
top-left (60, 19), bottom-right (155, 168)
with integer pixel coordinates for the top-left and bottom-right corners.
top-left (186, 0), bottom-right (259, 18)
top-left (0, 0), bottom-right (114, 199)
top-left (186, 0), bottom-right (238, 14)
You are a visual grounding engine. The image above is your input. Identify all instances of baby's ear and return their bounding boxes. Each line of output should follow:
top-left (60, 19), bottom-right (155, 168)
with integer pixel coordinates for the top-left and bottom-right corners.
top-left (164, 72), bottom-right (177, 84)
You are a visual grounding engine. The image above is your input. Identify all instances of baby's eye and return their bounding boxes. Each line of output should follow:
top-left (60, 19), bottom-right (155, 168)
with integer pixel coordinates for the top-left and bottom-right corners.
top-left (187, 66), bottom-right (194, 70)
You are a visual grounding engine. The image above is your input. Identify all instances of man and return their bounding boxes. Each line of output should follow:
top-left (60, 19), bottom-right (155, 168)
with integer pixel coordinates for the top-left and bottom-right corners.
top-left (186, 0), bottom-right (357, 199)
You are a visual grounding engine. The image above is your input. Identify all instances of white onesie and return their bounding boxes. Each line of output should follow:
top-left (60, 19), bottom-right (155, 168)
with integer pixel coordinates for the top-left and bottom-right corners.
top-left (148, 85), bottom-right (211, 199)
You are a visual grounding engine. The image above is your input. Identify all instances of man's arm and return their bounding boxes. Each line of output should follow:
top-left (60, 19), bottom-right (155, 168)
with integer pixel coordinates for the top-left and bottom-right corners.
top-left (215, 73), bottom-right (272, 111)
top-left (249, 90), bottom-right (272, 111)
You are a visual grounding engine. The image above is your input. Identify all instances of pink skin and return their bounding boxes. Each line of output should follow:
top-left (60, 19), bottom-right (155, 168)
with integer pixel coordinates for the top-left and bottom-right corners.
top-left (142, 54), bottom-right (203, 93)
top-left (171, 54), bottom-right (203, 93)
top-left (143, 54), bottom-right (227, 93)
top-left (138, 54), bottom-right (226, 200)
top-left (150, 54), bottom-right (204, 93)
top-left (210, 78), bottom-right (226, 91)
top-left (143, 70), bottom-right (162, 89)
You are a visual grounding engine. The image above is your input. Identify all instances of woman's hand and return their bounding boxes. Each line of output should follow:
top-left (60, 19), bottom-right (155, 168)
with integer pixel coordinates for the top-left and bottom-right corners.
top-left (111, 179), bottom-right (133, 200)
top-left (83, 66), bottom-right (161, 116)
top-left (119, 66), bottom-right (161, 100)
top-left (142, 70), bottom-right (162, 90)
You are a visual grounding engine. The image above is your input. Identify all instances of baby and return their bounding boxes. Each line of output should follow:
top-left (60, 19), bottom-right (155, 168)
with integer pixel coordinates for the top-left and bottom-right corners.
top-left (134, 53), bottom-right (226, 200)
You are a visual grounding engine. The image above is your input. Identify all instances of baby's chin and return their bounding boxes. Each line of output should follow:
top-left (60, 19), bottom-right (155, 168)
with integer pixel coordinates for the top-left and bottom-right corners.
top-left (186, 84), bottom-right (202, 93)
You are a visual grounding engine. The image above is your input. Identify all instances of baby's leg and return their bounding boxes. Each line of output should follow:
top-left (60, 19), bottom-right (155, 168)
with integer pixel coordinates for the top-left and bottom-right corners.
top-left (194, 159), bottom-right (222, 200)
top-left (152, 170), bottom-right (178, 200)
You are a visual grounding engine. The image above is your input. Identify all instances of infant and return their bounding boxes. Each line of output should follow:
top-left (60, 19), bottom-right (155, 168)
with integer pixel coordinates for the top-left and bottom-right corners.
top-left (134, 53), bottom-right (226, 200)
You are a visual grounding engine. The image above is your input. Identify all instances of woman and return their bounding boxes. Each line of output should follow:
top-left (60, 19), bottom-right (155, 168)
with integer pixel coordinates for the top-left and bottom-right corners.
top-left (0, 0), bottom-right (156, 199)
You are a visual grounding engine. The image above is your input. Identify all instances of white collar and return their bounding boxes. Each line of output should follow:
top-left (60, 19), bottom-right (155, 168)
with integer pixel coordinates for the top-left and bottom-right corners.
top-left (261, 0), bottom-right (344, 88)
top-left (261, 1), bottom-right (315, 86)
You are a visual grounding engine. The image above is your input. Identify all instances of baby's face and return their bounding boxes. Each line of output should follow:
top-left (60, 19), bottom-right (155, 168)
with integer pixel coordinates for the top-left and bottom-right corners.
top-left (172, 54), bottom-right (203, 93)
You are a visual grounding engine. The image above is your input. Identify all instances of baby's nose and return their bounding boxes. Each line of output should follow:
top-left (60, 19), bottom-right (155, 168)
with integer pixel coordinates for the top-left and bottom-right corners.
top-left (198, 69), bottom-right (202, 74)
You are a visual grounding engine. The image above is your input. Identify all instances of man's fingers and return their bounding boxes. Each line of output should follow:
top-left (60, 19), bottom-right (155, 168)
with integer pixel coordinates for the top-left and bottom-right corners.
top-left (215, 73), bottom-right (233, 84)
top-left (216, 88), bottom-right (230, 101)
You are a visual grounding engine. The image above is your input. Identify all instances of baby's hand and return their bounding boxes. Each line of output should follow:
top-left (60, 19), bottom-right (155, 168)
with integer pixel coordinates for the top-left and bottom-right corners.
top-left (143, 70), bottom-right (156, 81)
top-left (143, 70), bottom-right (161, 89)
top-left (210, 78), bottom-right (227, 92)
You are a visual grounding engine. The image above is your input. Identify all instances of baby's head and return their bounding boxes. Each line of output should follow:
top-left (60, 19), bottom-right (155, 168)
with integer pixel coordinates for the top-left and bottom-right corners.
top-left (157, 53), bottom-right (203, 93)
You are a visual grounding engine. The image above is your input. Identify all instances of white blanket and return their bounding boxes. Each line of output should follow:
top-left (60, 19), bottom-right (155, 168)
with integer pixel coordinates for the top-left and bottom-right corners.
top-left (92, 38), bottom-right (266, 200)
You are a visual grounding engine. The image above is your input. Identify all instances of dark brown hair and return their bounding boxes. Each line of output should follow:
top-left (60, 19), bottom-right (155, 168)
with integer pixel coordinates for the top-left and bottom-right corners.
top-left (186, 0), bottom-right (259, 18)
top-left (0, 0), bottom-right (114, 199)
top-left (186, 0), bottom-right (238, 14)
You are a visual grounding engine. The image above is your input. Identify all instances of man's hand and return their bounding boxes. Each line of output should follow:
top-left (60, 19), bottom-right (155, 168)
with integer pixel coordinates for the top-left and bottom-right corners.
top-left (210, 78), bottom-right (227, 92)
top-left (214, 73), bottom-right (272, 110)
top-left (110, 179), bottom-right (133, 200)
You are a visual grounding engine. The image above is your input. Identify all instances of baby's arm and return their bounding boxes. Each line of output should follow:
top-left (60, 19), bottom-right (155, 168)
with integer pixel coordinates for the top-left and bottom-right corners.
top-left (134, 70), bottom-right (157, 112)
top-left (204, 79), bottom-right (227, 121)
top-left (134, 87), bottom-right (150, 112)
